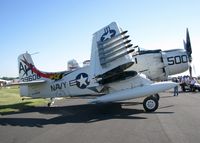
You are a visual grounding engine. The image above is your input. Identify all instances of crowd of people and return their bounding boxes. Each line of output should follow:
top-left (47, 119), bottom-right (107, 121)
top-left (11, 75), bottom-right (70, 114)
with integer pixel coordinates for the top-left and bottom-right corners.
top-left (172, 75), bottom-right (200, 95)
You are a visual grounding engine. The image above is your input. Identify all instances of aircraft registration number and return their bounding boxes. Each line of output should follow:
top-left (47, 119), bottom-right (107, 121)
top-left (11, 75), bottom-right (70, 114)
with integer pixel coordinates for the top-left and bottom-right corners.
top-left (21, 74), bottom-right (41, 82)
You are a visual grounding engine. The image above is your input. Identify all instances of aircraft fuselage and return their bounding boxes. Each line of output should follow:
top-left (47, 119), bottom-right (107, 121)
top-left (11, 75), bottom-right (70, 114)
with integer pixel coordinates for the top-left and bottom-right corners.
top-left (128, 48), bottom-right (189, 80)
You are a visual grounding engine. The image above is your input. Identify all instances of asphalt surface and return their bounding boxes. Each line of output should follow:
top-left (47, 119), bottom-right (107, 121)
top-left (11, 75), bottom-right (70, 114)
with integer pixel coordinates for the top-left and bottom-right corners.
top-left (1, 90), bottom-right (200, 143)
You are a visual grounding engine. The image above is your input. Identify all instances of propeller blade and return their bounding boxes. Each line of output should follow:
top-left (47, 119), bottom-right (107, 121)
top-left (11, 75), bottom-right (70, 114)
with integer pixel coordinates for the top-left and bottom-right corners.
top-left (185, 28), bottom-right (192, 62)
top-left (183, 28), bottom-right (193, 77)
top-left (183, 40), bottom-right (186, 50)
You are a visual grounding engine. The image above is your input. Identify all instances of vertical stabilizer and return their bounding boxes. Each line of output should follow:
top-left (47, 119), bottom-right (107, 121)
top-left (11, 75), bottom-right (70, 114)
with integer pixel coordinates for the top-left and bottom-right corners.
top-left (18, 52), bottom-right (40, 82)
top-left (18, 52), bottom-right (70, 82)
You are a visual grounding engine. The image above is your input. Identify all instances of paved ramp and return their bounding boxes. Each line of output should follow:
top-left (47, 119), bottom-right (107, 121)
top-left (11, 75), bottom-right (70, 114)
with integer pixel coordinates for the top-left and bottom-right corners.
top-left (1, 91), bottom-right (200, 143)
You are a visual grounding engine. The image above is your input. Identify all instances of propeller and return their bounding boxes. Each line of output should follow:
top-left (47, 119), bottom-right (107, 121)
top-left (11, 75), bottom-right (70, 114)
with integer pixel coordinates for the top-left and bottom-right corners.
top-left (183, 28), bottom-right (193, 77)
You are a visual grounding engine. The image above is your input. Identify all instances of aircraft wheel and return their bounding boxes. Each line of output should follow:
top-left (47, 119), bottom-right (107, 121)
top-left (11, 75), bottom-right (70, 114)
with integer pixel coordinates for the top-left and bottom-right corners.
top-left (143, 96), bottom-right (159, 112)
top-left (47, 98), bottom-right (55, 107)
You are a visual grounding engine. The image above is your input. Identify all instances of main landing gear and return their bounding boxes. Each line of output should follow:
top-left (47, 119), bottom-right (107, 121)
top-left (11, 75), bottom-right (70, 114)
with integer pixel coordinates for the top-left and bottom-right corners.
top-left (143, 94), bottom-right (159, 112)
top-left (152, 93), bottom-right (160, 101)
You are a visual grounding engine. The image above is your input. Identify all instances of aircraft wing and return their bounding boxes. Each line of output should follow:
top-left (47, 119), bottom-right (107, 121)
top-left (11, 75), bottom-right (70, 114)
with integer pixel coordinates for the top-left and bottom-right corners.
top-left (88, 22), bottom-right (177, 104)
top-left (89, 80), bottom-right (177, 104)
top-left (90, 22), bottom-right (135, 81)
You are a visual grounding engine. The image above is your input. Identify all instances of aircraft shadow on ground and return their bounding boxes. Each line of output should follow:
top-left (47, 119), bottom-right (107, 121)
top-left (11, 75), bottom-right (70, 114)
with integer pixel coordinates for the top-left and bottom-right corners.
top-left (0, 102), bottom-right (173, 127)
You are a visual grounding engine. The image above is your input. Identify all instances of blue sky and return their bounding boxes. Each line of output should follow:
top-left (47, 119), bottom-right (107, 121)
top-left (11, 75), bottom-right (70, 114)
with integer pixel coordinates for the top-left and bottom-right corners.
top-left (0, 0), bottom-right (200, 77)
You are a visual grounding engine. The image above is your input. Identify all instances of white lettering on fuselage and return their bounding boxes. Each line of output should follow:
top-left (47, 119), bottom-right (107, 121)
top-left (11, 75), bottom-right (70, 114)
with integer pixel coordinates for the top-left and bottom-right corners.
top-left (50, 82), bottom-right (67, 91)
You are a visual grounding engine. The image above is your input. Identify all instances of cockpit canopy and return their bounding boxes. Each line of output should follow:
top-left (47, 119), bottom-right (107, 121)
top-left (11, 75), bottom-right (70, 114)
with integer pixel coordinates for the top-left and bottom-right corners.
top-left (67, 59), bottom-right (80, 71)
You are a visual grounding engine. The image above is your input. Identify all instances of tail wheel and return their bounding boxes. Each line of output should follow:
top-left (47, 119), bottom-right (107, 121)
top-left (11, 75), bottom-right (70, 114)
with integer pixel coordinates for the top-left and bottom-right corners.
top-left (47, 98), bottom-right (55, 107)
top-left (143, 96), bottom-right (159, 112)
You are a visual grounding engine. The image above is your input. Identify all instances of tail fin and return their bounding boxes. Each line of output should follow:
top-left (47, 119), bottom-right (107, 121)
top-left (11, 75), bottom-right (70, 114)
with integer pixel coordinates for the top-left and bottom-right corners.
top-left (18, 52), bottom-right (39, 82)
top-left (18, 52), bottom-right (69, 82)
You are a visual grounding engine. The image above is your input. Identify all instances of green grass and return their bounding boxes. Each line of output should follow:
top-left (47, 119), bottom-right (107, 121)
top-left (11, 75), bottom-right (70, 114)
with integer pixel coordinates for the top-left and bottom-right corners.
top-left (0, 86), bottom-right (48, 115)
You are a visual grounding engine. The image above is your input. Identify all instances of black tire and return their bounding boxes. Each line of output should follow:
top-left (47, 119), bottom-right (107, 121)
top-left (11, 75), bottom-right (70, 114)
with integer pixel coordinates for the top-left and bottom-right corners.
top-left (143, 96), bottom-right (159, 112)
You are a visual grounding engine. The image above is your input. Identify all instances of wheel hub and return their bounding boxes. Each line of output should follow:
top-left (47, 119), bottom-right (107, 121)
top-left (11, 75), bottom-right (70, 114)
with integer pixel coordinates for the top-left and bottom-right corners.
top-left (146, 100), bottom-right (156, 110)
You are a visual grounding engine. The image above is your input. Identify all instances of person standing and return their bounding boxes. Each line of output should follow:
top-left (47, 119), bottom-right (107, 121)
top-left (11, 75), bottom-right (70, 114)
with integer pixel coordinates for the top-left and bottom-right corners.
top-left (173, 77), bottom-right (179, 96)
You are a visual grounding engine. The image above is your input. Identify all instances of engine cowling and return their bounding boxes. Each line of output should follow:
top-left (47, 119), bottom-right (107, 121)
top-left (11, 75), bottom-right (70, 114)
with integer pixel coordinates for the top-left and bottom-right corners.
top-left (162, 49), bottom-right (189, 76)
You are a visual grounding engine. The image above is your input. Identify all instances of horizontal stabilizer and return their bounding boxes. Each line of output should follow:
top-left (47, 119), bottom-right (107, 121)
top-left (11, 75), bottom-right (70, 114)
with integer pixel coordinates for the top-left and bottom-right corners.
top-left (7, 80), bottom-right (46, 86)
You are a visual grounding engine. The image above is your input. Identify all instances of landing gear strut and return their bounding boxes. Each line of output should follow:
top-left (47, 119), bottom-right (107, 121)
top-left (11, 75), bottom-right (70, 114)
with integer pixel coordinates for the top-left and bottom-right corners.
top-left (143, 96), bottom-right (159, 112)
top-left (48, 98), bottom-right (55, 107)
top-left (152, 93), bottom-right (160, 101)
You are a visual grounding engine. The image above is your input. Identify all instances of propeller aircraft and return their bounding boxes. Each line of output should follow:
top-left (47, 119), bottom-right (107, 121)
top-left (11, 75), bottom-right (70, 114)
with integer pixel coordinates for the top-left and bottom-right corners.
top-left (16, 22), bottom-right (193, 112)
